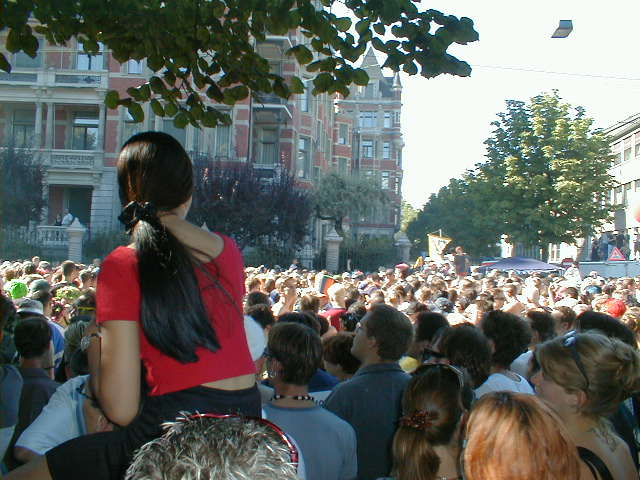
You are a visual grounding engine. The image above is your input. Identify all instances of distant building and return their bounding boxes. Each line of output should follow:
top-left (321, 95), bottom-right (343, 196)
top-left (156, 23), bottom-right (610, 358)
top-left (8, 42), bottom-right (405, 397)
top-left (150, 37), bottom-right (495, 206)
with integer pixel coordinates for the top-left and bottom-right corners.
top-left (0, 28), bottom-right (403, 255)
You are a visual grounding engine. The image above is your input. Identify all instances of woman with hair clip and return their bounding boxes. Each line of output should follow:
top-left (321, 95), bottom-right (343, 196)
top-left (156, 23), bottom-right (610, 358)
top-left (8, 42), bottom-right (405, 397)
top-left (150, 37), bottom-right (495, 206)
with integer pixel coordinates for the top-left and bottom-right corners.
top-left (379, 363), bottom-right (473, 480)
top-left (7, 132), bottom-right (259, 480)
top-left (463, 392), bottom-right (583, 480)
top-left (533, 332), bottom-right (640, 480)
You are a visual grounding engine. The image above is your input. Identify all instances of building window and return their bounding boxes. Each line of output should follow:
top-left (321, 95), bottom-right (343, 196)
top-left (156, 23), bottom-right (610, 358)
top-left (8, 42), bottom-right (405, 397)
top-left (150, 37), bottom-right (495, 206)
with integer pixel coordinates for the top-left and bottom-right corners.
top-left (384, 111), bottom-right (392, 128)
top-left (127, 59), bottom-right (143, 74)
top-left (381, 171), bottom-right (390, 189)
top-left (77, 42), bottom-right (105, 71)
top-left (162, 119), bottom-right (187, 147)
top-left (624, 147), bottom-right (632, 163)
top-left (364, 84), bottom-right (374, 98)
top-left (122, 111), bottom-right (141, 144)
top-left (395, 177), bottom-right (401, 194)
top-left (338, 123), bottom-right (349, 144)
top-left (359, 111), bottom-right (376, 128)
top-left (636, 142), bottom-right (640, 157)
top-left (383, 141), bottom-right (391, 159)
top-left (256, 127), bottom-right (278, 165)
top-left (14, 51), bottom-right (42, 69)
top-left (338, 157), bottom-right (348, 175)
top-left (397, 149), bottom-right (402, 166)
top-left (72, 112), bottom-right (99, 150)
top-left (297, 137), bottom-right (311, 179)
top-left (394, 111), bottom-right (401, 125)
top-left (12, 110), bottom-right (35, 148)
top-left (361, 139), bottom-right (374, 158)
top-left (214, 125), bottom-right (230, 158)
top-left (300, 80), bottom-right (310, 113)
top-left (624, 183), bottom-right (632, 206)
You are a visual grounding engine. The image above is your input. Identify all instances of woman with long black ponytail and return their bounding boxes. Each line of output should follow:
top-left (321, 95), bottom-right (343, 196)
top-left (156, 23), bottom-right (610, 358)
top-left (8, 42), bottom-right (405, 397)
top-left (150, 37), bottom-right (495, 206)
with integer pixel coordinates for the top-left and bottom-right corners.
top-left (7, 132), bottom-right (260, 480)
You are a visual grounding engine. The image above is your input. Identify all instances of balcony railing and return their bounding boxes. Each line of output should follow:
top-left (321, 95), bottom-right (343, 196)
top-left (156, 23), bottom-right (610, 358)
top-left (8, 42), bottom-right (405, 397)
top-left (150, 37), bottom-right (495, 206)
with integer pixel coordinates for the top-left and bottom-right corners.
top-left (36, 226), bottom-right (68, 247)
top-left (0, 69), bottom-right (108, 89)
top-left (43, 149), bottom-right (102, 170)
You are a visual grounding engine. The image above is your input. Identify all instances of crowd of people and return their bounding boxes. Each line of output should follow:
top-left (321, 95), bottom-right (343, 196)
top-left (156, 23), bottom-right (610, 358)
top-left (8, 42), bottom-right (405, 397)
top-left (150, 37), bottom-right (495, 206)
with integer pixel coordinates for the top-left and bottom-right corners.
top-left (1, 131), bottom-right (639, 480)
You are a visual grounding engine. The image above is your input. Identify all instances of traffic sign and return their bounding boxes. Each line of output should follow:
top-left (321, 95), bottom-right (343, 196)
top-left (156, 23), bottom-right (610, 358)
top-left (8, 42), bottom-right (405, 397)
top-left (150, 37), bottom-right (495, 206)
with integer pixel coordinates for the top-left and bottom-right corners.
top-left (608, 247), bottom-right (626, 261)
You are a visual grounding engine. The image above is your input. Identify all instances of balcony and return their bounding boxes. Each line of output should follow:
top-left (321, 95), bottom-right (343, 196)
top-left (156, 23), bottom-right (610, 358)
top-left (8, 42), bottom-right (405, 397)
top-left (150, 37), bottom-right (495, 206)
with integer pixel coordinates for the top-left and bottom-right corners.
top-left (42, 149), bottom-right (102, 170)
top-left (0, 69), bottom-right (108, 89)
top-left (252, 93), bottom-right (292, 122)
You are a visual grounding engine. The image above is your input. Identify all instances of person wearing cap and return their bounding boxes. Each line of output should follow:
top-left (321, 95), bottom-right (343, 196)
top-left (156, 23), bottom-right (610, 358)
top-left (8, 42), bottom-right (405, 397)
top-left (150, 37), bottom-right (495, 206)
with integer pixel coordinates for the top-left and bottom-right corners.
top-left (606, 298), bottom-right (627, 319)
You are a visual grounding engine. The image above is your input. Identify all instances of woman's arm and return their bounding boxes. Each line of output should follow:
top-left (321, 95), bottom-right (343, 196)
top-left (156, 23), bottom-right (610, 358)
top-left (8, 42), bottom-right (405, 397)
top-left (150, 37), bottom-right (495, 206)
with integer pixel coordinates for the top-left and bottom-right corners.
top-left (87, 320), bottom-right (140, 426)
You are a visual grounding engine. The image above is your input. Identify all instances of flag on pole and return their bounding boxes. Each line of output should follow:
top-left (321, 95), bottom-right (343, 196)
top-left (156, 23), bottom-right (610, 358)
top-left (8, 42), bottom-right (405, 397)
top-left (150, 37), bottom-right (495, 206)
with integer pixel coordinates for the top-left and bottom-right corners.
top-left (428, 234), bottom-right (452, 262)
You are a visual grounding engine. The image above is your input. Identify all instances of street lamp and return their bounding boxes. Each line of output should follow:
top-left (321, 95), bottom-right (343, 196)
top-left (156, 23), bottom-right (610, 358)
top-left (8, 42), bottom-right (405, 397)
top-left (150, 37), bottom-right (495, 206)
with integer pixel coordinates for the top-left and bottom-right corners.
top-left (551, 20), bottom-right (573, 38)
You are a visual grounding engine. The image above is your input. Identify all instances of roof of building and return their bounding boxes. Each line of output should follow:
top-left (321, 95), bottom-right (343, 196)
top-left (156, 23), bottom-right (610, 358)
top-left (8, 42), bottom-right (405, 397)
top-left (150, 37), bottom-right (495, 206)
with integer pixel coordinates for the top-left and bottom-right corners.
top-left (603, 112), bottom-right (640, 140)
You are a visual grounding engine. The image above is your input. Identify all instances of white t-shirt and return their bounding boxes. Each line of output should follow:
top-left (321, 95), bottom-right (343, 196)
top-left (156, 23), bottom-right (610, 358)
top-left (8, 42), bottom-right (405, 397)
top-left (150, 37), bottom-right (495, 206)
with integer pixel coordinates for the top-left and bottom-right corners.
top-left (474, 371), bottom-right (534, 398)
top-left (510, 351), bottom-right (533, 379)
top-left (16, 375), bottom-right (88, 455)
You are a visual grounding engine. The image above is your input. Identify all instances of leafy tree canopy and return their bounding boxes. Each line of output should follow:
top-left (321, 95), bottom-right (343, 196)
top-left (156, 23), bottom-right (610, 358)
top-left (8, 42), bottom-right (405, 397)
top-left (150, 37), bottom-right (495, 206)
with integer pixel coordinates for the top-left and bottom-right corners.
top-left (188, 160), bottom-right (313, 249)
top-left (400, 201), bottom-right (418, 231)
top-left (0, 147), bottom-right (44, 227)
top-left (1, 0), bottom-right (478, 128)
top-left (314, 171), bottom-right (388, 235)
top-left (407, 91), bottom-right (615, 258)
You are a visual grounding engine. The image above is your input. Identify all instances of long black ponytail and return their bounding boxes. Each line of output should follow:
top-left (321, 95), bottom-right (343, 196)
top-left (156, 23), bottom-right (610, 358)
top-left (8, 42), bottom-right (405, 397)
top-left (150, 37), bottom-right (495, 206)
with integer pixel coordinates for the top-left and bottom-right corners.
top-left (117, 132), bottom-right (220, 363)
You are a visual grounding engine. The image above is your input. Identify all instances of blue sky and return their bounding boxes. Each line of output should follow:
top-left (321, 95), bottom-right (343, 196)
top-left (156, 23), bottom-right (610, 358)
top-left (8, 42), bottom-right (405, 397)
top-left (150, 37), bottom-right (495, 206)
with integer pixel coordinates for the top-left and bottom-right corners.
top-left (393, 0), bottom-right (640, 207)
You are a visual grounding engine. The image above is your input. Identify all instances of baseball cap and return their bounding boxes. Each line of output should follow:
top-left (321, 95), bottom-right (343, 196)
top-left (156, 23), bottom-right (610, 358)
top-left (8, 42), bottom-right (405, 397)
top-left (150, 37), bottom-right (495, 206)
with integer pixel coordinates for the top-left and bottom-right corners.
top-left (16, 298), bottom-right (44, 316)
top-left (7, 280), bottom-right (28, 300)
top-left (28, 279), bottom-right (51, 295)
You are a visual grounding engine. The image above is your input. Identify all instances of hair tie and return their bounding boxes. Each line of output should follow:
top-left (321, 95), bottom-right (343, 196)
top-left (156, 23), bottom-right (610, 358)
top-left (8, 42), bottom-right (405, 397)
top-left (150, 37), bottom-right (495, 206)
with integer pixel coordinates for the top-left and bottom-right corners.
top-left (118, 201), bottom-right (158, 234)
top-left (399, 410), bottom-right (438, 431)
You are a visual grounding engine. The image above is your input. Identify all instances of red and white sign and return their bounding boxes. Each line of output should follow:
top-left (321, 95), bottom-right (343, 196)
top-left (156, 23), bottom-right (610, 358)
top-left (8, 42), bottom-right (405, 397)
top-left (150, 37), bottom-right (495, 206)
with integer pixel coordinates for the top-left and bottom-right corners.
top-left (608, 247), bottom-right (626, 261)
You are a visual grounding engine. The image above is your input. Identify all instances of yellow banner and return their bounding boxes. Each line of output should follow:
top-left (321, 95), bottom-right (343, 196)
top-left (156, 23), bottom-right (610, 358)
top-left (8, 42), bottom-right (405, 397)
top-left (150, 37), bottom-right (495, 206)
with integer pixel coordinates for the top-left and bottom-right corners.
top-left (428, 234), bottom-right (452, 261)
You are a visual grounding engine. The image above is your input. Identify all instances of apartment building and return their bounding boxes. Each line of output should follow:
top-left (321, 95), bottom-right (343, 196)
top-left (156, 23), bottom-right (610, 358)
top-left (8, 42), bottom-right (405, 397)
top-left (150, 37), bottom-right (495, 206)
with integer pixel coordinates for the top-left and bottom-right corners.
top-left (0, 31), bottom-right (403, 247)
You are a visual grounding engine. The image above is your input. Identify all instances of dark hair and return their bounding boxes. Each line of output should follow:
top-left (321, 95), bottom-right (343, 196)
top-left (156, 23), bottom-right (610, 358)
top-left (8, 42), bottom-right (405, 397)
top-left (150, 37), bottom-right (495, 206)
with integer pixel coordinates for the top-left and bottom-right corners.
top-left (526, 310), bottom-right (556, 343)
top-left (117, 131), bottom-right (221, 363)
top-left (245, 303), bottom-right (275, 330)
top-left (365, 304), bottom-right (413, 361)
top-left (315, 315), bottom-right (330, 336)
top-left (23, 262), bottom-right (36, 275)
top-left (30, 289), bottom-right (52, 307)
top-left (268, 322), bottom-right (322, 385)
top-left (481, 310), bottom-right (532, 368)
top-left (61, 260), bottom-right (77, 277)
top-left (564, 287), bottom-right (579, 299)
top-left (415, 312), bottom-right (450, 343)
top-left (441, 324), bottom-right (492, 388)
top-left (278, 311), bottom-right (320, 333)
top-left (64, 320), bottom-right (90, 376)
top-left (14, 316), bottom-right (51, 359)
top-left (245, 291), bottom-right (270, 309)
top-left (392, 365), bottom-right (470, 480)
top-left (0, 293), bottom-right (17, 332)
top-left (299, 294), bottom-right (321, 314)
top-left (79, 270), bottom-right (96, 283)
top-left (577, 311), bottom-right (636, 347)
top-left (323, 333), bottom-right (361, 375)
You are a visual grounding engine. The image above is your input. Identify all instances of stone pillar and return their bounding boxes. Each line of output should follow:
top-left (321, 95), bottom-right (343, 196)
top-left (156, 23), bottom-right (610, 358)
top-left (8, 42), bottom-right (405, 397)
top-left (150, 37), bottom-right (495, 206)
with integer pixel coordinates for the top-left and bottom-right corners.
top-left (45, 102), bottom-right (54, 149)
top-left (324, 227), bottom-right (343, 273)
top-left (97, 102), bottom-right (106, 150)
top-left (394, 231), bottom-right (412, 263)
top-left (34, 101), bottom-right (43, 149)
top-left (66, 218), bottom-right (86, 262)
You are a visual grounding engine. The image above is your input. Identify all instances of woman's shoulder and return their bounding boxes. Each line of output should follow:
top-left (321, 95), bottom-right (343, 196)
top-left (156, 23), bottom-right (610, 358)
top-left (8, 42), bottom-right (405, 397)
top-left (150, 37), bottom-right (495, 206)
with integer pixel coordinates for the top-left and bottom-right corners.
top-left (101, 246), bottom-right (137, 267)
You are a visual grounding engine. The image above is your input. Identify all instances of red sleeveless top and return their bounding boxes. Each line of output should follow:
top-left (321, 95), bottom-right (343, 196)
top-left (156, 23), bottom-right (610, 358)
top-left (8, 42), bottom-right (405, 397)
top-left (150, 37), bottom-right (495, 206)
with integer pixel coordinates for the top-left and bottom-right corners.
top-left (96, 235), bottom-right (255, 396)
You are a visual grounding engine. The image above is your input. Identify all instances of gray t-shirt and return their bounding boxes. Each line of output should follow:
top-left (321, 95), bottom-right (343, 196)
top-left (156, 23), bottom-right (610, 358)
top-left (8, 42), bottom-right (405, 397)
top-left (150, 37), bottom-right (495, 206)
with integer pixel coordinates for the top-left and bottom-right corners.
top-left (263, 403), bottom-right (357, 480)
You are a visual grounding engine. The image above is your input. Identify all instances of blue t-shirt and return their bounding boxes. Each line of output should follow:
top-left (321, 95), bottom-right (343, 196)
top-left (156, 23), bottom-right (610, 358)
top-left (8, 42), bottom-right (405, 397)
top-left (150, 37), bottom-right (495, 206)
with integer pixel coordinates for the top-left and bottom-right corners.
top-left (263, 403), bottom-right (357, 480)
top-left (48, 321), bottom-right (65, 369)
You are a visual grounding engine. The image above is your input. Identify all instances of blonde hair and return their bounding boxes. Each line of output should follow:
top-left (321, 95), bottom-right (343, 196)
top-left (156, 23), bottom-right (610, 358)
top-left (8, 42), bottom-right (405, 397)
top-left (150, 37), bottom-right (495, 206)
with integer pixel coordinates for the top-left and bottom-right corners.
top-left (621, 307), bottom-right (640, 345)
top-left (537, 332), bottom-right (640, 417)
top-left (464, 392), bottom-right (581, 480)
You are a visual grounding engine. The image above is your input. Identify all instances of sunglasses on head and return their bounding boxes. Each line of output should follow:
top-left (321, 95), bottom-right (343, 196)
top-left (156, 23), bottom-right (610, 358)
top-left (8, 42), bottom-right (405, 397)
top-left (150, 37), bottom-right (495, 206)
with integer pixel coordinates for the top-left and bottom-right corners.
top-left (562, 332), bottom-right (590, 392)
top-left (185, 413), bottom-right (299, 468)
top-left (413, 362), bottom-right (465, 391)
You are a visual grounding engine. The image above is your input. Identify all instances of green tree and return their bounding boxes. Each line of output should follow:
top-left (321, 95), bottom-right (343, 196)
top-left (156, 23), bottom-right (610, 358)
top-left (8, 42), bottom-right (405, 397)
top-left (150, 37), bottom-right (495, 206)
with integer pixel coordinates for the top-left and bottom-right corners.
top-left (0, 147), bottom-right (44, 226)
top-left (400, 201), bottom-right (418, 231)
top-left (406, 174), bottom-right (502, 257)
top-left (314, 171), bottom-right (388, 236)
top-left (1, 1), bottom-right (477, 128)
top-left (484, 91), bottom-right (615, 259)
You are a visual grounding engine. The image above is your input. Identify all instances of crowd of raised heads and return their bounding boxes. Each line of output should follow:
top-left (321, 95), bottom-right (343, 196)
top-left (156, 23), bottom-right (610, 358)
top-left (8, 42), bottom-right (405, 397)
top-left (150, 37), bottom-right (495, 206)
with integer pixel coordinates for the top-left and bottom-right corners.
top-left (0, 131), bottom-right (639, 480)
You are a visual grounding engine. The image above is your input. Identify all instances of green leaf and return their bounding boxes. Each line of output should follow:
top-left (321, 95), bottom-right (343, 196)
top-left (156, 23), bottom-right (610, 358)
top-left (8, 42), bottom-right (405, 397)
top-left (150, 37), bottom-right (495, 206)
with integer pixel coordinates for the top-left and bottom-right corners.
top-left (355, 19), bottom-right (370, 35)
top-left (290, 76), bottom-right (305, 94)
top-left (173, 112), bottom-right (189, 129)
top-left (334, 17), bottom-right (352, 32)
top-left (288, 45), bottom-right (313, 65)
top-left (373, 23), bottom-right (386, 35)
top-left (104, 90), bottom-right (119, 109)
top-left (127, 102), bottom-right (144, 123)
top-left (229, 85), bottom-right (249, 101)
top-left (0, 53), bottom-right (11, 73)
top-left (313, 72), bottom-right (333, 91)
top-left (164, 102), bottom-right (178, 117)
top-left (352, 68), bottom-right (369, 86)
top-left (150, 99), bottom-right (165, 117)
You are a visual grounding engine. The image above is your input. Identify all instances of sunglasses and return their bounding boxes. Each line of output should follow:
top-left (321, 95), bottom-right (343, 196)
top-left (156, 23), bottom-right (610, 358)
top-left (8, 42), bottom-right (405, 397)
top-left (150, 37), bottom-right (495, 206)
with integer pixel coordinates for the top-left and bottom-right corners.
top-left (413, 363), bottom-right (465, 391)
top-left (185, 413), bottom-right (299, 468)
top-left (562, 332), bottom-right (590, 392)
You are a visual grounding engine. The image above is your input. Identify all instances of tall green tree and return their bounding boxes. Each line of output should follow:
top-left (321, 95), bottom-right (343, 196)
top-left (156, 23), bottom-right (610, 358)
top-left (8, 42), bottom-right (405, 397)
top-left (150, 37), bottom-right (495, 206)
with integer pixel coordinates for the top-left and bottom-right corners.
top-left (484, 91), bottom-right (615, 258)
top-left (1, 1), bottom-right (477, 128)
top-left (400, 201), bottom-right (418, 232)
top-left (314, 171), bottom-right (388, 236)
top-left (0, 147), bottom-right (44, 226)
